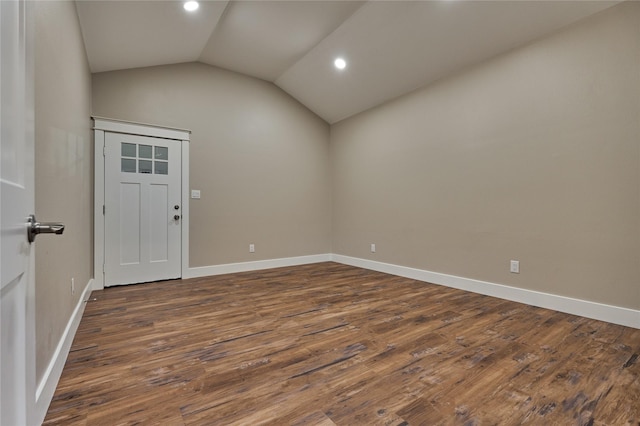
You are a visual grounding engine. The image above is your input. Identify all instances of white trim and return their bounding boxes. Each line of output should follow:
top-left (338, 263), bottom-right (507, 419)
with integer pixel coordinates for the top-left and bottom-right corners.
top-left (92, 116), bottom-right (190, 141)
top-left (185, 254), bottom-right (332, 279)
top-left (181, 140), bottom-right (190, 280)
top-left (93, 129), bottom-right (105, 290)
top-left (34, 279), bottom-right (93, 425)
top-left (331, 254), bottom-right (640, 329)
top-left (93, 118), bottom-right (190, 291)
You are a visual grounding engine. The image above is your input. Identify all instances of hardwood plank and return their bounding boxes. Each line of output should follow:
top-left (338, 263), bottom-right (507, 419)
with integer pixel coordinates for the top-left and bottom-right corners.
top-left (43, 262), bottom-right (640, 425)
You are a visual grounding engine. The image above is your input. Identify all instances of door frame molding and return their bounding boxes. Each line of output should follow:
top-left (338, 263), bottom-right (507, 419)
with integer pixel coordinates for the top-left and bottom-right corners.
top-left (92, 117), bottom-right (190, 290)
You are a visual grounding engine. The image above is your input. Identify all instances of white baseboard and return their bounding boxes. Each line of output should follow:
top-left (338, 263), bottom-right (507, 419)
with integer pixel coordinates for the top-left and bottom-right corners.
top-left (34, 278), bottom-right (93, 425)
top-left (185, 254), bottom-right (332, 279)
top-left (331, 254), bottom-right (639, 329)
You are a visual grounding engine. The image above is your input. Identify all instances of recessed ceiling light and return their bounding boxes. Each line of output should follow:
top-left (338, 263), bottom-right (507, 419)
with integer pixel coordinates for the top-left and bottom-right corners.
top-left (334, 58), bottom-right (347, 70)
top-left (184, 1), bottom-right (199, 12)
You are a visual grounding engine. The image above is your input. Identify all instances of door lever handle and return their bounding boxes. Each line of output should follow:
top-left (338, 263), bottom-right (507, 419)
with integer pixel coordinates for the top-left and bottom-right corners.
top-left (27, 214), bottom-right (65, 243)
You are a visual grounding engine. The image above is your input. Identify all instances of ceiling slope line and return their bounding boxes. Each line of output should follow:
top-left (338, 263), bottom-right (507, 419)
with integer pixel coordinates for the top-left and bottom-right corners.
top-left (269, 0), bottom-right (367, 84)
top-left (196, 0), bottom-right (232, 64)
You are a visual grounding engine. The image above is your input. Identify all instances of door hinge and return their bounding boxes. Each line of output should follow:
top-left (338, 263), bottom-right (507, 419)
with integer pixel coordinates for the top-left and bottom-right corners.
top-left (102, 264), bottom-right (105, 273)
top-left (103, 205), bottom-right (105, 215)
top-left (103, 146), bottom-right (106, 156)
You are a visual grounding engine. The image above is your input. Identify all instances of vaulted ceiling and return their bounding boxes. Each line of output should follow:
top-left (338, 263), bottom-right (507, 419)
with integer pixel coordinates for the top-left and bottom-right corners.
top-left (75, 0), bottom-right (619, 124)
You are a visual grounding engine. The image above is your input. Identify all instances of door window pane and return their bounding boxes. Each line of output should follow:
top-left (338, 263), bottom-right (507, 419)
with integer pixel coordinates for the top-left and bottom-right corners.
top-left (139, 160), bottom-right (152, 174)
top-left (154, 161), bottom-right (168, 175)
top-left (121, 143), bottom-right (136, 157)
top-left (139, 144), bottom-right (152, 159)
top-left (154, 146), bottom-right (168, 160)
top-left (121, 158), bottom-right (136, 173)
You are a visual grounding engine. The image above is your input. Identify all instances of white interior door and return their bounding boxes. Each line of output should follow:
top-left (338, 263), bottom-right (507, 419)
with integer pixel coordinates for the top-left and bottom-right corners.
top-left (1, 0), bottom-right (35, 424)
top-left (104, 133), bottom-right (182, 286)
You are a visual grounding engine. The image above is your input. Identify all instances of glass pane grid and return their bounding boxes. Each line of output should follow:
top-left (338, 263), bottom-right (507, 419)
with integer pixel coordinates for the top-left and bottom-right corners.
top-left (139, 160), bottom-right (153, 174)
top-left (121, 142), bottom-right (170, 175)
top-left (121, 158), bottom-right (136, 173)
top-left (139, 144), bottom-right (152, 159)
top-left (121, 142), bottom-right (136, 157)
top-left (155, 161), bottom-right (168, 175)
top-left (155, 146), bottom-right (168, 160)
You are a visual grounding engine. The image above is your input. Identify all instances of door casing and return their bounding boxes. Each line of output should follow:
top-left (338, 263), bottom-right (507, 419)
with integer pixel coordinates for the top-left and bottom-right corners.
top-left (93, 117), bottom-right (190, 290)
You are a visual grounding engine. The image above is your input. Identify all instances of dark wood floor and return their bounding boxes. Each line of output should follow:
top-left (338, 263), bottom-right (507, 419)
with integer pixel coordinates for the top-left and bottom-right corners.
top-left (44, 262), bottom-right (639, 425)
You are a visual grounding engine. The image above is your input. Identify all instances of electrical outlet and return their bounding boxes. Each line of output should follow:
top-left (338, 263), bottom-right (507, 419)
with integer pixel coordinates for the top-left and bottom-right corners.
top-left (510, 260), bottom-right (520, 274)
top-left (71, 277), bottom-right (75, 295)
top-left (371, 243), bottom-right (376, 253)
top-left (249, 244), bottom-right (255, 253)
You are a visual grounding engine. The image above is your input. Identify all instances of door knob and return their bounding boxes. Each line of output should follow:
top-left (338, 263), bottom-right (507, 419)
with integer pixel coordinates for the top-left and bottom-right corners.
top-left (27, 214), bottom-right (65, 243)
top-left (174, 215), bottom-right (180, 220)
top-left (174, 205), bottom-right (180, 210)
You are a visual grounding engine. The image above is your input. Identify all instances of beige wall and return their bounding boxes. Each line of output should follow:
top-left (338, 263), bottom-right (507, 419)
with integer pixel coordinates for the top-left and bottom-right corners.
top-left (34, 1), bottom-right (93, 382)
top-left (92, 63), bottom-right (331, 267)
top-left (331, 2), bottom-right (640, 310)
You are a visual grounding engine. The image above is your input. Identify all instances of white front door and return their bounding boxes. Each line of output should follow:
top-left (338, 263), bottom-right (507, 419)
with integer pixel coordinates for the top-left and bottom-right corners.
top-left (104, 133), bottom-right (182, 286)
top-left (1, 0), bottom-right (36, 424)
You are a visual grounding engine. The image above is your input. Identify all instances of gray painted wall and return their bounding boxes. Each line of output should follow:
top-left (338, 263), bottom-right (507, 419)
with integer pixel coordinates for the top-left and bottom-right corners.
top-left (331, 2), bottom-right (640, 310)
top-left (92, 62), bottom-right (332, 267)
top-left (34, 0), bottom-right (93, 382)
